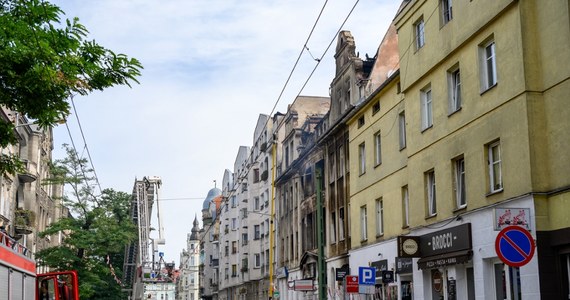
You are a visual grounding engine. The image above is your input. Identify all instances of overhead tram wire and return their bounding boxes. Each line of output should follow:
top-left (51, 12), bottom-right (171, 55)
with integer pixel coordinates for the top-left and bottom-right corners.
top-left (70, 95), bottom-right (103, 196)
top-left (264, 0), bottom-right (329, 123)
top-left (295, 0), bottom-right (360, 98)
top-left (182, 0), bottom-right (364, 269)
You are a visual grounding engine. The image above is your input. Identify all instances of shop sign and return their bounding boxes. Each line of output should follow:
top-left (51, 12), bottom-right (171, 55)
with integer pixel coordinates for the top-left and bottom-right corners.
top-left (382, 271), bottom-right (394, 283)
top-left (432, 270), bottom-right (443, 292)
top-left (370, 259), bottom-right (388, 273)
top-left (417, 251), bottom-right (472, 269)
top-left (293, 279), bottom-right (315, 291)
top-left (335, 265), bottom-right (349, 281)
top-left (345, 276), bottom-right (359, 293)
top-left (448, 279), bottom-right (457, 300)
top-left (419, 223), bottom-right (472, 257)
top-left (396, 257), bottom-right (413, 274)
top-left (398, 236), bottom-right (421, 257)
top-left (494, 208), bottom-right (531, 230)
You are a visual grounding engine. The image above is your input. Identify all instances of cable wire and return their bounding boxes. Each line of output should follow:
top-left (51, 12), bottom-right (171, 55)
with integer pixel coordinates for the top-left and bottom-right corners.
top-left (180, 0), bottom-right (364, 271)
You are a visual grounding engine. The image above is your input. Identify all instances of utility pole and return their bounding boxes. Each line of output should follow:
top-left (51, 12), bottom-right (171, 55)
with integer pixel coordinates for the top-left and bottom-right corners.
top-left (316, 168), bottom-right (326, 300)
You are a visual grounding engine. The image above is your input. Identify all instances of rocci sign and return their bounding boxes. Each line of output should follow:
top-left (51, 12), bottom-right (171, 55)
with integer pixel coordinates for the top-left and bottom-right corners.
top-left (419, 223), bottom-right (472, 257)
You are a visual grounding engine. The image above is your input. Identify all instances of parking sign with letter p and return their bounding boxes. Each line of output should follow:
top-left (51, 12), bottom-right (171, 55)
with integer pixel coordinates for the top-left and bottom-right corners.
top-left (358, 267), bottom-right (376, 285)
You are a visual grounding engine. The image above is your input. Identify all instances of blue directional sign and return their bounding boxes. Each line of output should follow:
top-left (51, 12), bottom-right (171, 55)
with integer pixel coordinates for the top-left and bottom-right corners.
top-left (358, 267), bottom-right (376, 285)
top-left (495, 225), bottom-right (535, 267)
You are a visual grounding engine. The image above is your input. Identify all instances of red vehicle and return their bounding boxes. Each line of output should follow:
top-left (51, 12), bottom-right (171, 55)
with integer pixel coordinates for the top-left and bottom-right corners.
top-left (1, 231), bottom-right (79, 300)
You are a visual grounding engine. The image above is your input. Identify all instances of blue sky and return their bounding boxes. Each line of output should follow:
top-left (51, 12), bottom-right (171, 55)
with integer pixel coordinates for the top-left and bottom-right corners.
top-left (49, 0), bottom-right (402, 266)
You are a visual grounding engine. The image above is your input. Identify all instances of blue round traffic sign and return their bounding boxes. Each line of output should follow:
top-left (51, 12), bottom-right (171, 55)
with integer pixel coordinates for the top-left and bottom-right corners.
top-left (495, 225), bottom-right (535, 267)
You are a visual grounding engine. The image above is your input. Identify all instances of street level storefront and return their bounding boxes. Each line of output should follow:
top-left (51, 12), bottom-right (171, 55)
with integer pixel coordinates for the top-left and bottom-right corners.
top-left (348, 238), bottom-right (399, 300)
top-left (416, 223), bottom-right (473, 300)
top-left (403, 196), bottom-right (541, 300)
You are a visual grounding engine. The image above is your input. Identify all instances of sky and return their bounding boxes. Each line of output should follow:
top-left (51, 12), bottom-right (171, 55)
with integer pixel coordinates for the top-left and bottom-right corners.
top-left (49, 0), bottom-right (402, 266)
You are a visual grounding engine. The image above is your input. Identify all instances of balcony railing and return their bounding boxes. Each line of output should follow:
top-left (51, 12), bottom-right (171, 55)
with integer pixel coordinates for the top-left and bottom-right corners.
top-left (14, 209), bottom-right (35, 235)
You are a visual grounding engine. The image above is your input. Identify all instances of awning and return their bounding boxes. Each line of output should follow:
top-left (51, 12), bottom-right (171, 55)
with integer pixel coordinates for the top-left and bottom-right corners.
top-left (417, 250), bottom-right (472, 270)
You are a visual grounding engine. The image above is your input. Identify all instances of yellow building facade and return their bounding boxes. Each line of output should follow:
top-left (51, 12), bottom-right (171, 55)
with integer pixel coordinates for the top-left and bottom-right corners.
top-left (348, 0), bottom-right (570, 299)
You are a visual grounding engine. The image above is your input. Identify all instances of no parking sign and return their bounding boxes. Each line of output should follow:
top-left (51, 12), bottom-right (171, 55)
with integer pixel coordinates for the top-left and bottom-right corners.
top-left (495, 225), bottom-right (535, 267)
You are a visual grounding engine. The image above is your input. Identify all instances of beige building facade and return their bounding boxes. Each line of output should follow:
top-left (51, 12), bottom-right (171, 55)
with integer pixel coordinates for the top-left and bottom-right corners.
top-left (348, 0), bottom-right (570, 299)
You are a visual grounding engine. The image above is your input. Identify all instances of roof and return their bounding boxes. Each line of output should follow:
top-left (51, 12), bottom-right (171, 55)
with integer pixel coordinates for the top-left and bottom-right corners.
top-left (202, 187), bottom-right (222, 210)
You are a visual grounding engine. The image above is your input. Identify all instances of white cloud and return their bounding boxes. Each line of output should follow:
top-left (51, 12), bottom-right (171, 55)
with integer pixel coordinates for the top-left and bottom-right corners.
top-left (50, 0), bottom-right (401, 266)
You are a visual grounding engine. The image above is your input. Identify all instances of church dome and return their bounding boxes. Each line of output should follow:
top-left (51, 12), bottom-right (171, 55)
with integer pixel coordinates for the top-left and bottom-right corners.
top-left (202, 187), bottom-right (222, 210)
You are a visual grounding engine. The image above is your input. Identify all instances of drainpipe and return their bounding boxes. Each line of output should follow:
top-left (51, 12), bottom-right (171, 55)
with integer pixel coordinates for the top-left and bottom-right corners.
top-left (268, 140), bottom-right (276, 299)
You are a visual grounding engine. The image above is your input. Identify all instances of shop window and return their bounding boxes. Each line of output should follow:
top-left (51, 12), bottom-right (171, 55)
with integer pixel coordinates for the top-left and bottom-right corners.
top-left (494, 263), bottom-right (521, 300)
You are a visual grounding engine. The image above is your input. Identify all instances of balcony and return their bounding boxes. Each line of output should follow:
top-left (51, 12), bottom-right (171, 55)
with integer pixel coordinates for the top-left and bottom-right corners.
top-left (17, 159), bottom-right (37, 183)
top-left (14, 209), bottom-right (35, 235)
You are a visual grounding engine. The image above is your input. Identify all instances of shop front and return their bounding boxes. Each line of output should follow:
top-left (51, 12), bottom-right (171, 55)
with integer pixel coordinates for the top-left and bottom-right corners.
top-left (396, 257), bottom-right (413, 300)
top-left (416, 223), bottom-right (473, 300)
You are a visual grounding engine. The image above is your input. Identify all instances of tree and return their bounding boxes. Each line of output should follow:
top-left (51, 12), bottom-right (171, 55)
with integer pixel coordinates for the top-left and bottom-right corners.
top-left (0, 0), bottom-right (142, 173)
top-left (37, 144), bottom-right (137, 299)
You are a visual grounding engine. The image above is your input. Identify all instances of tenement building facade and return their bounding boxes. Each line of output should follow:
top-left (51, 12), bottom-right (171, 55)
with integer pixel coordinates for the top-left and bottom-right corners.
top-left (197, 0), bottom-right (570, 299)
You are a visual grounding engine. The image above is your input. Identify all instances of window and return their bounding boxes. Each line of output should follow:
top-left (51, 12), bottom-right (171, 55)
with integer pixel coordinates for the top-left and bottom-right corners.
top-left (330, 211), bottom-right (337, 243)
top-left (421, 86), bottom-right (433, 130)
top-left (253, 168), bottom-right (260, 183)
top-left (402, 186), bottom-right (409, 227)
top-left (372, 101), bottom-right (380, 115)
top-left (426, 170), bottom-right (437, 216)
top-left (242, 233), bottom-right (248, 245)
top-left (285, 145), bottom-right (290, 167)
top-left (488, 141), bottom-right (503, 192)
top-left (480, 38), bottom-right (497, 91)
top-left (339, 145), bottom-right (345, 177)
top-left (232, 241), bottom-right (237, 254)
top-left (346, 79), bottom-right (351, 106)
top-left (232, 264), bottom-right (237, 277)
top-left (359, 142), bottom-right (366, 175)
top-left (374, 131), bottom-right (382, 166)
top-left (399, 111), bottom-right (407, 149)
top-left (329, 152), bottom-right (336, 182)
top-left (441, 0), bottom-right (453, 25)
top-left (254, 253), bottom-right (261, 268)
top-left (339, 207), bottom-right (345, 241)
top-left (231, 218), bottom-right (237, 230)
top-left (448, 67), bottom-right (461, 113)
top-left (360, 205), bottom-right (368, 241)
top-left (254, 197), bottom-right (260, 210)
top-left (254, 225), bottom-right (261, 240)
top-left (289, 141), bottom-right (294, 163)
top-left (454, 157), bottom-right (466, 208)
top-left (231, 196), bottom-right (237, 207)
top-left (415, 17), bottom-right (425, 50)
top-left (375, 198), bottom-right (384, 236)
top-left (358, 116), bottom-right (365, 128)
